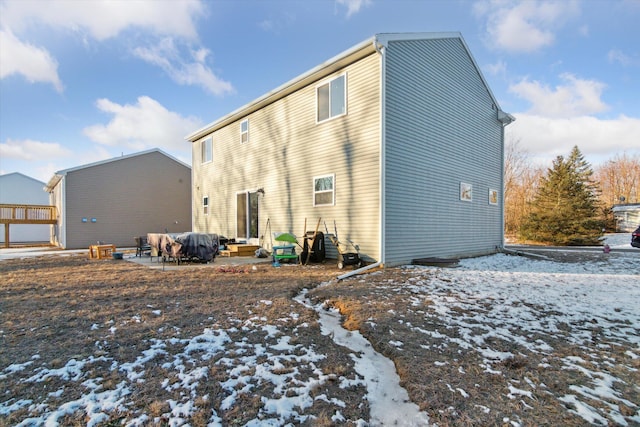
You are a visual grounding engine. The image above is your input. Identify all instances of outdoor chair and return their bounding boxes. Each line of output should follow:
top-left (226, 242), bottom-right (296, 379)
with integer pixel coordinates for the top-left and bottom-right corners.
top-left (135, 236), bottom-right (151, 257)
top-left (272, 232), bottom-right (299, 264)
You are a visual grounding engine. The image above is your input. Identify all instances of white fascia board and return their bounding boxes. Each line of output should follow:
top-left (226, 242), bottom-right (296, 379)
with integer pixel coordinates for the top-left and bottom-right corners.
top-left (186, 31), bottom-right (516, 143)
top-left (185, 37), bottom-right (378, 142)
top-left (377, 32), bottom-right (513, 124)
top-left (374, 31), bottom-right (463, 46)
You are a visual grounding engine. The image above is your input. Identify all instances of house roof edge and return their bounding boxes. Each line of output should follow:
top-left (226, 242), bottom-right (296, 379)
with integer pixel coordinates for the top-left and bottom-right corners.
top-left (186, 35), bottom-right (378, 142)
top-left (186, 31), bottom-right (513, 141)
top-left (44, 148), bottom-right (190, 192)
top-left (0, 171), bottom-right (46, 186)
top-left (377, 31), bottom-right (513, 124)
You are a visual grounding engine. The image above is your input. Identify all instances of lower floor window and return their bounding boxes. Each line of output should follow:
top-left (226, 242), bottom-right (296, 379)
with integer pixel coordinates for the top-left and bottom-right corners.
top-left (314, 174), bottom-right (335, 206)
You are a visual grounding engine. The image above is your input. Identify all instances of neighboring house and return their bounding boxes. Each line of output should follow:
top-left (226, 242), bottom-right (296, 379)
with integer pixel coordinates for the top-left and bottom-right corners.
top-left (612, 203), bottom-right (640, 232)
top-left (44, 149), bottom-right (192, 249)
top-left (0, 172), bottom-right (50, 244)
top-left (186, 32), bottom-right (514, 266)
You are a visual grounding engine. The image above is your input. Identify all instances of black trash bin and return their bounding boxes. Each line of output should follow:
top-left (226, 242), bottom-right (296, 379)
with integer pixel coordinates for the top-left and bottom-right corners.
top-left (302, 231), bottom-right (325, 263)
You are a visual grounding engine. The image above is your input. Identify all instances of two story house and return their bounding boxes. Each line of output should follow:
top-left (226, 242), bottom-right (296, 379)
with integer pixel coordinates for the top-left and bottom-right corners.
top-left (186, 32), bottom-right (514, 266)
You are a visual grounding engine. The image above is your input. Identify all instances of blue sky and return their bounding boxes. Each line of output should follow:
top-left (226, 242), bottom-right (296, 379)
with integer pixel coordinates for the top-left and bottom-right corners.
top-left (1, 0), bottom-right (639, 183)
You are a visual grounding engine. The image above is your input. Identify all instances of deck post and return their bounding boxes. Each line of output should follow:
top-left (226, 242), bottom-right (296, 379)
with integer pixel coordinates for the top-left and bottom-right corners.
top-left (4, 223), bottom-right (9, 248)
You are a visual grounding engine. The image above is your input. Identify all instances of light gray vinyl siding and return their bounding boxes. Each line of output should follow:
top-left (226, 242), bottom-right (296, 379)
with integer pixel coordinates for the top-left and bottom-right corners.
top-left (383, 38), bottom-right (504, 265)
top-left (193, 53), bottom-right (381, 261)
top-left (62, 151), bottom-right (192, 249)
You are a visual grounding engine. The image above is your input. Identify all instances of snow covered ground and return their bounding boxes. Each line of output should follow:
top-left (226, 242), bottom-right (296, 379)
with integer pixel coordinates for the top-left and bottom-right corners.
top-left (1, 235), bottom-right (638, 426)
top-left (412, 252), bottom-right (639, 425)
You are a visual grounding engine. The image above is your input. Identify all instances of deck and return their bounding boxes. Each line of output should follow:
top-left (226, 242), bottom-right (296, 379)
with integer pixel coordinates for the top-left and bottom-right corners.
top-left (0, 204), bottom-right (57, 248)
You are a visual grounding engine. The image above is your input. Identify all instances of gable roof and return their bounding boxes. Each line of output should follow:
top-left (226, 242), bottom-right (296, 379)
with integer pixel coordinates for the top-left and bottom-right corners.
top-left (44, 148), bottom-right (189, 192)
top-left (186, 32), bottom-right (513, 142)
top-left (0, 172), bottom-right (46, 186)
top-left (612, 203), bottom-right (640, 212)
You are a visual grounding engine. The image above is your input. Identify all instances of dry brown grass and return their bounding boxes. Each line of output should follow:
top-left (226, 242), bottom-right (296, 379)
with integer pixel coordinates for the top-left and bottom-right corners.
top-left (1, 251), bottom-right (638, 426)
top-left (307, 257), bottom-right (640, 427)
top-left (0, 254), bottom-right (367, 426)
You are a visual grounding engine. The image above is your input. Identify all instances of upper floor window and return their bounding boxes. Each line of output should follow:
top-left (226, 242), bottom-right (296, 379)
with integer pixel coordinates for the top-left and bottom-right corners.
top-left (317, 74), bottom-right (346, 123)
top-left (201, 138), bottom-right (212, 164)
top-left (313, 174), bottom-right (335, 206)
top-left (241, 119), bottom-right (249, 143)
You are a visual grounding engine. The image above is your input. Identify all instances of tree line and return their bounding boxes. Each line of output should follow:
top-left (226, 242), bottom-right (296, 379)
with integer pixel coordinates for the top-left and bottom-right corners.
top-left (504, 140), bottom-right (639, 245)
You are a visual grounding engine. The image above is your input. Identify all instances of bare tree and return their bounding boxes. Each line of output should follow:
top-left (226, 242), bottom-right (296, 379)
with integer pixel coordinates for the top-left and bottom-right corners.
top-left (595, 153), bottom-right (640, 206)
top-left (504, 138), bottom-right (543, 238)
top-left (505, 141), bottom-right (639, 238)
top-left (594, 153), bottom-right (640, 231)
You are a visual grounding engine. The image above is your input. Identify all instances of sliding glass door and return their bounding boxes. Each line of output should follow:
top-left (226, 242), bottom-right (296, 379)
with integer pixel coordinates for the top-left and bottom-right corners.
top-left (236, 191), bottom-right (259, 239)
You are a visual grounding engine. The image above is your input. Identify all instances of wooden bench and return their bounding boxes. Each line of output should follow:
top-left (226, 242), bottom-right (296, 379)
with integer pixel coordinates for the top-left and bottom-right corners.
top-left (89, 244), bottom-right (116, 259)
top-left (219, 244), bottom-right (260, 257)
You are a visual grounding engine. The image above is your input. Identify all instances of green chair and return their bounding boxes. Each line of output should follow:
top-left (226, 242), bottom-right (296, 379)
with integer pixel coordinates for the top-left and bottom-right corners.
top-left (272, 232), bottom-right (299, 264)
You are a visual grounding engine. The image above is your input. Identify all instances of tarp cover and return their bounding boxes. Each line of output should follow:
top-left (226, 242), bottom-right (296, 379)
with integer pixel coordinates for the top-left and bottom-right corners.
top-left (171, 233), bottom-right (219, 262)
top-left (147, 232), bottom-right (181, 256)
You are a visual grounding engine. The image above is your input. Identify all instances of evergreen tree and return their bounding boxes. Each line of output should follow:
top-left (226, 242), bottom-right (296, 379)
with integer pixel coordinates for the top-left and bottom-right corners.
top-left (568, 145), bottom-right (600, 197)
top-left (520, 147), bottom-right (603, 245)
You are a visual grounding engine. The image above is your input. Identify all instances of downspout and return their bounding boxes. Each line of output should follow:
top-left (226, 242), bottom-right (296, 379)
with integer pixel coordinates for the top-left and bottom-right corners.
top-left (374, 35), bottom-right (386, 267)
top-left (337, 261), bottom-right (382, 281)
top-left (497, 110), bottom-right (515, 252)
top-left (191, 158), bottom-right (196, 234)
top-left (58, 176), bottom-right (66, 249)
top-left (335, 37), bottom-right (386, 282)
top-left (500, 123), bottom-right (506, 252)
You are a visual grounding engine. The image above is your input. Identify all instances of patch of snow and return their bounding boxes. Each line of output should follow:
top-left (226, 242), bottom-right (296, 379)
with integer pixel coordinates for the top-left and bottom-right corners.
top-left (507, 384), bottom-right (533, 400)
top-left (296, 290), bottom-right (431, 425)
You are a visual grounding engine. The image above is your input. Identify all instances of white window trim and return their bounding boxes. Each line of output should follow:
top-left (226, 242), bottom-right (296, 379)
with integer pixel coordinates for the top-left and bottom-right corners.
top-left (316, 73), bottom-right (347, 124)
top-left (460, 182), bottom-right (473, 202)
top-left (241, 119), bottom-right (249, 144)
top-left (201, 138), bottom-right (212, 164)
top-left (488, 189), bottom-right (498, 205)
top-left (313, 174), bottom-right (335, 207)
top-left (203, 196), bottom-right (209, 215)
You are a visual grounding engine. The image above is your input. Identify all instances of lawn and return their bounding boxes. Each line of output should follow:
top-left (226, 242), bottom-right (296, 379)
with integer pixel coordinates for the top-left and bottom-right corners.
top-left (1, 248), bottom-right (638, 426)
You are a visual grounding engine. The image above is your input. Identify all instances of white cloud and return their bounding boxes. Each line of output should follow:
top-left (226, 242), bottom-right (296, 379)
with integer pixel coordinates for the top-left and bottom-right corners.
top-left (474, 0), bottom-right (579, 53)
top-left (507, 114), bottom-right (640, 166)
top-left (0, 138), bottom-right (71, 161)
top-left (607, 49), bottom-right (637, 66)
top-left (133, 38), bottom-right (234, 96)
top-left (0, 0), bottom-right (210, 93)
top-left (0, 0), bottom-right (204, 41)
top-left (336, 0), bottom-right (372, 18)
top-left (506, 69), bottom-right (638, 166)
top-left (484, 59), bottom-right (508, 77)
top-left (0, 29), bottom-right (63, 92)
top-left (258, 11), bottom-right (296, 34)
top-left (509, 73), bottom-right (608, 118)
top-left (83, 96), bottom-right (202, 152)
